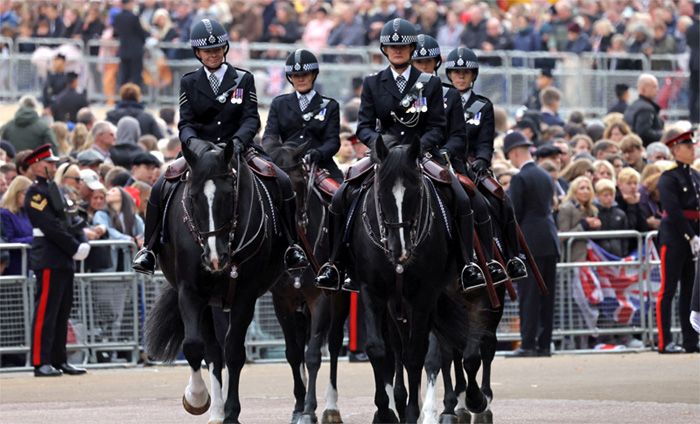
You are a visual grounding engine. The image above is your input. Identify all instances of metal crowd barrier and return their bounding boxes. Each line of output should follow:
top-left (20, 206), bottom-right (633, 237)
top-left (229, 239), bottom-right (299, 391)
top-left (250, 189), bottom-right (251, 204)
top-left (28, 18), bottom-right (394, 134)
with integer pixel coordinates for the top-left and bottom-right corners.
top-left (0, 229), bottom-right (688, 369)
top-left (0, 38), bottom-right (691, 121)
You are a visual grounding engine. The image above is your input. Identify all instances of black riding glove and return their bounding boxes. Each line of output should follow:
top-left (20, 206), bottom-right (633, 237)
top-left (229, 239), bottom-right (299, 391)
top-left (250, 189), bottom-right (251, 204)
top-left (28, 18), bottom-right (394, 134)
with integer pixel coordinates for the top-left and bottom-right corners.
top-left (232, 138), bottom-right (245, 156)
top-left (306, 149), bottom-right (322, 164)
top-left (471, 158), bottom-right (490, 174)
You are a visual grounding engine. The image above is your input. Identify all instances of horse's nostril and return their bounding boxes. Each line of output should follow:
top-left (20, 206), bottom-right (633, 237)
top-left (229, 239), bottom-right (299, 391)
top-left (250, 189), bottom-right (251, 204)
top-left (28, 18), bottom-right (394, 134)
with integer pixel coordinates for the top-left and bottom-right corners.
top-left (211, 258), bottom-right (220, 271)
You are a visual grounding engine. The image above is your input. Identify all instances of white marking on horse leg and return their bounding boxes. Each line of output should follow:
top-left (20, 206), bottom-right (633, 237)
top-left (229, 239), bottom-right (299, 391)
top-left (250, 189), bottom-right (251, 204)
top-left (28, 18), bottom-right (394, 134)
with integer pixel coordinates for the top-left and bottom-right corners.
top-left (208, 371), bottom-right (225, 423)
top-left (325, 382), bottom-right (338, 411)
top-left (204, 180), bottom-right (219, 269)
top-left (420, 379), bottom-right (438, 424)
top-left (456, 390), bottom-right (466, 411)
top-left (392, 179), bottom-right (408, 260)
top-left (185, 368), bottom-right (209, 409)
top-left (222, 366), bottom-right (229, 403)
top-left (385, 383), bottom-right (399, 418)
top-left (300, 363), bottom-right (308, 388)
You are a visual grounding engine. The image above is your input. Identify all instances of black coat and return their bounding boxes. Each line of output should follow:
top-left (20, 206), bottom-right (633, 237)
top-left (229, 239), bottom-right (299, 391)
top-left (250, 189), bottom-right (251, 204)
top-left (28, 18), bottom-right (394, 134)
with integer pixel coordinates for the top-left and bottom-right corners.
top-left (262, 92), bottom-right (342, 180)
top-left (110, 143), bottom-right (145, 168)
top-left (51, 88), bottom-right (88, 123)
top-left (624, 96), bottom-right (664, 146)
top-left (106, 100), bottom-right (164, 139)
top-left (615, 191), bottom-right (650, 233)
top-left (24, 177), bottom-right (85, 270)
top-left (113, 9), bottom-right (148, 59)
top-left (178, 64), bottom-right (260, 148)
top-left (658, 162), bottom-right (700, 246)
top-left (357, 66), bottom-right (445, 154)
top-left (607, 100), bottom-right (628, 115)
top-left (508, 161), bottom-right (560, 258)
top-left (42, 72), bottom-right (68, 108)
top-left (462, 91), bottom-right (495, 164)
top-left (597, 204), bottom-right (629, 257)
top-left (441, 84), bottom-right (467, 165)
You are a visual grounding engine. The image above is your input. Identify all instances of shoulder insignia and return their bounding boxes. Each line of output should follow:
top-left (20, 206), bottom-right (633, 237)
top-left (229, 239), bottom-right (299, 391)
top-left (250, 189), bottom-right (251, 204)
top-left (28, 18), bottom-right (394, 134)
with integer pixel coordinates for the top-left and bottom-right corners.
top-left (179, 92), bottom-right (188, 106)
top-left (249, 90), bottom-right (257, 104)
top-left (30, 197), bottom-right (48, 211)
top-left (32, 193), bottom-right (42, 201)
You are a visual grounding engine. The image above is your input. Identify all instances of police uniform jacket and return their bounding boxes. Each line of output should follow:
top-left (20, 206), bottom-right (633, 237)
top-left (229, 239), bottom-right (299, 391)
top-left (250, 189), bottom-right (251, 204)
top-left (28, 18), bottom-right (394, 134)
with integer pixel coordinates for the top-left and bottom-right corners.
top-left (24, 177), bottom-right (86, 270)
top-left (357, 66), bottom-right (445, 154)
top-left (462, 90), bottom-right (495, 164)
top-left (658, 162), bottom-right (700, 247)
top-left (42, 72), bottom-right (68, 108)
top-left (262, 92), bottom-right (343, 180)
top-left (178, 64), bottom-right (261, 148)
top-left (441, 84), bottom-right (467, 165)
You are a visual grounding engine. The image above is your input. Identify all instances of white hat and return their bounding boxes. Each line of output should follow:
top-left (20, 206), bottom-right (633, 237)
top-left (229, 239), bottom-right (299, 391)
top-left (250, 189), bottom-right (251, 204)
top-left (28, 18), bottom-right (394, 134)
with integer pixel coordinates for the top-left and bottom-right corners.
top-left (79, 169), bottom-right (105, 191)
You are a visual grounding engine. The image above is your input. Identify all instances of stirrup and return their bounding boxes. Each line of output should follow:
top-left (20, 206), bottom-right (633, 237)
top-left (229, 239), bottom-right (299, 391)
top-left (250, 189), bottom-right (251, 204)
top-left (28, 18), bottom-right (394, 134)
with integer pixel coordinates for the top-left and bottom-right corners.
top-left (341, 275), bottom-right (359, 293)
top-left (133, 248), bottom-right (156, 275)
top-left (315, 263), bottom-right (341, 291)
top-left (284, 244), bottom-right (309, 270)
top-left (460, 262), bottom-right (486, 293)
top-left (487, 260), bottom-right (509, 285)
top-left (507, 256), bottom-right (528, 280)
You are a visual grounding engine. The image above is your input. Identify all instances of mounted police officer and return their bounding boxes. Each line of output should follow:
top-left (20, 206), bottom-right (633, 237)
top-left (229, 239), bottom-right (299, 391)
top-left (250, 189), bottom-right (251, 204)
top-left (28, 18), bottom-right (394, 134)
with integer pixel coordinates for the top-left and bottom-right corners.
top-left (262, 49), bottom-right (343, 182)
top-left (656, 130), bottom-right (699, 354)
top-left (316, 19), bottom-right (484, 291)
top-left (133, 18), bottom-right (308, 274)
top-left (412, 35), bottom-right (509, 290)
top-left (443, 46), bottom-right (528, 281)
top-left (24, 144), bottom-right (90, 377)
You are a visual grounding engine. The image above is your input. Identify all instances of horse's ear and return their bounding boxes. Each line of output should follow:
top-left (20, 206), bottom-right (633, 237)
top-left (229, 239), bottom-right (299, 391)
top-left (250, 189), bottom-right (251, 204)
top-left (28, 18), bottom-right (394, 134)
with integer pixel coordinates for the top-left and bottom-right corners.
top-left (182, 139), bottom-right (197, 166)
top-left (374, 135), bottom-right (388, 162)
top-left (408, 135), bottom-right (420, 161)
top-left (223, 138), bottom-right (234, 164)
top-left (293, 140), bottom-right (311, 159)
top-left (263, 136), bottom-right (283, 158)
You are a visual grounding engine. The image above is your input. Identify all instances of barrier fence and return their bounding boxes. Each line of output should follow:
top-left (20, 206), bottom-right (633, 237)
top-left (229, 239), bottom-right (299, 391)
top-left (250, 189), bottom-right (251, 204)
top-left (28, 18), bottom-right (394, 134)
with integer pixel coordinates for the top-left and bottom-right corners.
top-left (0, 37), bottom-right (691, 121)
top-left (0, 230), bottom-right (688, 370)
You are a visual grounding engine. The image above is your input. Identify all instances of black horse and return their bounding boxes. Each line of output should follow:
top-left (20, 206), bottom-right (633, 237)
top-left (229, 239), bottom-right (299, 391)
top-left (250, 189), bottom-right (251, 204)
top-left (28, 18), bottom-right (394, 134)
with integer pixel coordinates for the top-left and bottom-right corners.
top-left (345, 134), bottom-right (467, 423)
top-left (145, 139), bottom-right (288, 424)
top-left (265, 139), bottom-right (350, 424)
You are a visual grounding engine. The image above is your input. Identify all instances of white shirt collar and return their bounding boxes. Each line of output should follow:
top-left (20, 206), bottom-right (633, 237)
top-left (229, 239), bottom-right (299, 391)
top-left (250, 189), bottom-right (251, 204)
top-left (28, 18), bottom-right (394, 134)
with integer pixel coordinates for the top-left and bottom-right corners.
top-left (461, 89), bottom-right (472, 104)
top-left (203, 63), bottom-right (228, 84)
top-left (390, 65), bottom-right (411, 82)
top-left (296, 90), bottom-right (316, 102)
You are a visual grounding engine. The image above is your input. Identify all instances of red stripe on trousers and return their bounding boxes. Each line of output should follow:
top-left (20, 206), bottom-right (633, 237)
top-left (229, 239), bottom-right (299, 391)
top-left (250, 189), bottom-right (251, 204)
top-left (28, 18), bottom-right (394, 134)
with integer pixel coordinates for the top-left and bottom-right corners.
top-left (656, 245), bottom-right (667, 351)
top-left (32, 269), bottom-right (51, 366)
top-left (349, 293), bottom-right (358, 351)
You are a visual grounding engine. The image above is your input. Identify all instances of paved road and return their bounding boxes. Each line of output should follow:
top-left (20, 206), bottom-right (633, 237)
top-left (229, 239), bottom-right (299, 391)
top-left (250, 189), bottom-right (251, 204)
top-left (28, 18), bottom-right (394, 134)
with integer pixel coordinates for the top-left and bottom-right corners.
top-left (1, 352), bottom-right (699, 423)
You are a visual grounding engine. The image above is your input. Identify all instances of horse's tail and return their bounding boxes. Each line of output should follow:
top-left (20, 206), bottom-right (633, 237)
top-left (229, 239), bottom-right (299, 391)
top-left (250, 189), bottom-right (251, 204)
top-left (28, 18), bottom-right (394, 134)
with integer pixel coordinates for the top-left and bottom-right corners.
top-left (145, 284), bottom-right (184, 362)
top-left (431, 289), bottom-right (469, 352)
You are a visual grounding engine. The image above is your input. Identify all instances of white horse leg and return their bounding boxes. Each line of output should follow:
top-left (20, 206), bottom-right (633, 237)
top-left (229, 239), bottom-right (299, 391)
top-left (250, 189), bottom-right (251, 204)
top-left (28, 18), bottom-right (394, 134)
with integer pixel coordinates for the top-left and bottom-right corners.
top-left (420, 377), bottom-right (439, 424)
top-left (385, 383), bottom-right (399, 419)
top-left (184, 368), bottom-right (210, 415)
top-left (456, 390), bottom-right (467, 411)
top-left (207, 368), bottom-right (225, 424)
top-left (325, 382), bottom-right (338, 411)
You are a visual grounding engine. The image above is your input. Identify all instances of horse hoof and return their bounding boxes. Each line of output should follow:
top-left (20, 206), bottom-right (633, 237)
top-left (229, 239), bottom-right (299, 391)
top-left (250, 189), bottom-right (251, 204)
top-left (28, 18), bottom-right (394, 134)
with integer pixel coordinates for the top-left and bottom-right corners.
top-left (455, 408), bottom-right (470, 424)
top-left (182, 393), bottom-right (210, 416)
top-left (298, 413), bottom-right (318, 424)
top-left (373, 410), bottom-right (399, 424)
top-left (439, 413), bottom-right (460, 424)
top-left (322, 409), bottom-right (343, 424)
top-left (290, 411), bottom-right (303, 424)
top-left (472, 410), bottom-right (493, 424)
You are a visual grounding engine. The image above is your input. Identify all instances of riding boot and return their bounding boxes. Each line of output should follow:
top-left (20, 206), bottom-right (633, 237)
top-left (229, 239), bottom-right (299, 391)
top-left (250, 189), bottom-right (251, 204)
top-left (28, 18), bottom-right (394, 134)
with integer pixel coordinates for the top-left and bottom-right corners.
top-left (456, 211), bottom-right (485, 292)
top-left (281, 197), bottom-right (309, 271)
top-left (133, 178), bottom-right (165, 275)
top-left (474, 216), bottom-right (508, 284)
top-left (316, 210), bottom-right (344, 291)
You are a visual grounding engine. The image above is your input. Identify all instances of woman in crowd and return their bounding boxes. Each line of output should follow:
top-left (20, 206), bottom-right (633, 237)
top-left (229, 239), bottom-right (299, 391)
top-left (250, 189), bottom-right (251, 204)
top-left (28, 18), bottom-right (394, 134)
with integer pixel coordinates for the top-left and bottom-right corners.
top-left (54, 162), bottom-right (82, 211)
top-left (561, 158), bottom-right (595, 183)
top-left (592, 159), bottom-right (616, 185)
top-left (558, 176), bottom-right (600, 263)
top-left (0, 176), bottom-right (33, 275)
top-left (603, 119), bottom-right (631, 143)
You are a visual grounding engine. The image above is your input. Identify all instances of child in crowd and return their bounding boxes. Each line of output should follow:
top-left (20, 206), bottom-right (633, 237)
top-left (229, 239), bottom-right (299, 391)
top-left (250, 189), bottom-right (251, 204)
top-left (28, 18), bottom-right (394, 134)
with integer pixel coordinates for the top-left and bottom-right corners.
top-left (594, 179), bottom-right (629, 257)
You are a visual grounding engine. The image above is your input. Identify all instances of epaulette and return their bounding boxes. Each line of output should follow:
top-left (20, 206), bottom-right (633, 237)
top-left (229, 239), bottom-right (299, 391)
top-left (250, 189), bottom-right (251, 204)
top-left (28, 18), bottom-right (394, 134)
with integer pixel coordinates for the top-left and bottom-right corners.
top-left (234, 67), bottom-right (251, 76)
top-left (321, 95), bottom-right (337, 103)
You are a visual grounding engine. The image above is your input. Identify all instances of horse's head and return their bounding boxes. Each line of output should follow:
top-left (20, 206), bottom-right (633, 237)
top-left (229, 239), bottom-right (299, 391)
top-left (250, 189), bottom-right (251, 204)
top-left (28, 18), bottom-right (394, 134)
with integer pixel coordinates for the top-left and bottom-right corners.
top-left (182, 139), bottom-right (236, 273)
top-left (374, 134), bottom-right (423, 266)
top-left (266, 138), bottom-right (310, 203)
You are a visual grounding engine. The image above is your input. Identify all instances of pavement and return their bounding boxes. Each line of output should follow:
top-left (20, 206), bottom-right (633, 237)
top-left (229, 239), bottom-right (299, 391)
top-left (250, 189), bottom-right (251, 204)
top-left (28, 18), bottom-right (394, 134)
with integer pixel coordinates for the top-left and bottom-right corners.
top-left (1, 352), bottom-right (699, 423)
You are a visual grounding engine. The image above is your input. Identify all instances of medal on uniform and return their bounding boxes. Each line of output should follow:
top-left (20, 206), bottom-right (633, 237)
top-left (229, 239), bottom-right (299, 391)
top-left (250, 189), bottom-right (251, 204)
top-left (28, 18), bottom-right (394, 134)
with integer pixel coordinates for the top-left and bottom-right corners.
top-left (217, 92), bottom-right (227, 103)
top-left (303, 111), bottom-right (312, 121)
top-left (315, 108), bottom-right (326, 121)
top-left (420, 97), bottom-right (427, 112)
top-left (231, 88), bottom-right (243, 104)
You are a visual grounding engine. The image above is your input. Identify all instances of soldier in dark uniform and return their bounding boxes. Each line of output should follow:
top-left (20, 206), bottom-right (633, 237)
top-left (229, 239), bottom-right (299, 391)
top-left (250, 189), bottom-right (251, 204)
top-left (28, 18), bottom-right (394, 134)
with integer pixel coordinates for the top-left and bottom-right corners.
top-left (132, 18), bottom-right (307, 274)
top-left (411, 35), bottom-right (509, 289)
top-left (316, 18), bottom-right (483, 291)
top-left (42, 53), bottom-right (69, 110)
top-left (24, 144), bottom-right (90, 377)
top-left (443, 46), bottom-right (528, 281)
top-left (656, 130), bottom-right (700, 354)
top-left (51, 71), bottom-right (88, 123)
top-left (262, 49), bottom-right (343, 182)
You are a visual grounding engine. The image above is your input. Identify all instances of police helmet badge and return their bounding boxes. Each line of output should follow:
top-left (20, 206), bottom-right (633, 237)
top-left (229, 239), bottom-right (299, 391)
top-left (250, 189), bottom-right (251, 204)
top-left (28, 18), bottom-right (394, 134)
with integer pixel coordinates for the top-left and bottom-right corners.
top-left (294, 63), bottom-right (301, 71)
top-left (420, 47), bottom-right (427, 56)
top-left (208, 35), bottom-right (216, 44)
top-left (392, 32), bottom-right (399, 42)
top-left (457, 58), bottom-right (464, 66)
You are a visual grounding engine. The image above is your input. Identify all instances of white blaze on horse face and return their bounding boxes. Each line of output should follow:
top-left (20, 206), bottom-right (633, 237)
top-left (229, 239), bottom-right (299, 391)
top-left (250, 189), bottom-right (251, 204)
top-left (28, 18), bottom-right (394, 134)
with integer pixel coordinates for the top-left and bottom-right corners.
top-left (185, 368), bottom-right (209, 409)
top-left (392, 179), bottom-right (408, 261)
top-left (204, 180), bottom-right (219, 269)
top-left (385, 383), bottom-right (399, 418)
top-left (325, 383), bottom-right (338, 411)
top-left (209, 371), bottom-right (225, 422)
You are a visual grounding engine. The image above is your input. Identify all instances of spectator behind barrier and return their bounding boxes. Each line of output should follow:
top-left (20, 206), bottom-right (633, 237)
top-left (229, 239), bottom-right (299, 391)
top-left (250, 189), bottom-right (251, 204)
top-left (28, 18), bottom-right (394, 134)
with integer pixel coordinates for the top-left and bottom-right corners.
top-left (615, 167), bottom-right (649, 234)
top-left (557, 175), bottom-right (600, 263)
top-left (591, 139), bottom-right (620, 160)
top-left (0, 95), bottom-right (57, 152)
top-left (639, 171), bottom-right (663, 231)
top-left (106, 83), bottom-right (164, 139)
top-left (0, 175), bottom-right (33, 275)
top-left (624, 74), bottom-right (664, 146)
top-left (646, 141), bottom-right (672, 162)
top-left (539, 87), bottom-right (565, 128)
top-left (561, 158), bottom-right (594, 183)
top-left (592, 159), bottom-right (616, 186)
top-left (594, 178), bottom-right (629, 257)
top-left (620, 134), bottom-right (647, 173)
top-left (603, 119), bottom-right (631, 143)
top-left (110, 116), bottom-right (144, 168)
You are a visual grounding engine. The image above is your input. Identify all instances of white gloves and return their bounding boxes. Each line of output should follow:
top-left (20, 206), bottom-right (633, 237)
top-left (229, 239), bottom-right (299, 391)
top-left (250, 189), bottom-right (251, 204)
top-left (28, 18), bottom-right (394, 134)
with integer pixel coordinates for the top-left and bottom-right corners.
top-left (690, 236), bottom-right (700, 256)
top-left (72, 243), bottom-right (91, 261)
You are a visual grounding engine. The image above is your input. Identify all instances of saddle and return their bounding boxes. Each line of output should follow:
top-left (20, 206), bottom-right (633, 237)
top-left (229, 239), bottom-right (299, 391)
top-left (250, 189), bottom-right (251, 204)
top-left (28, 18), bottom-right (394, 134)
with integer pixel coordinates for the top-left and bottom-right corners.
top-left (478, 174), bottom-right (505, 200)
top-left (314, 168), bottom-right (340, 197)
top-left (163, 149), bottom-right (277, 182)
top-left (346, 156), bottom-right (374, 182)
top-left (456, 172), bottom-right (477, 196)
top-left (420, 157), bottom-right (452, 184)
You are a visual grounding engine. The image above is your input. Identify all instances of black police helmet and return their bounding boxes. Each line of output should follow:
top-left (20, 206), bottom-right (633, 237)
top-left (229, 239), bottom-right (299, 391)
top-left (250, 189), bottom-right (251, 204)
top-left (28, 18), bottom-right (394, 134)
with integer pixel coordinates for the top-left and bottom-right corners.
top-left (190, 18), bottom-right (229, 59)
top-left (379, 18), bottom-right (418, 57)
top-left (284, 49), bottom-right (320, 85)
top-left (412, 34), bottom-right (442, 71)
top-left (444, 47), bottom-right (479, 84)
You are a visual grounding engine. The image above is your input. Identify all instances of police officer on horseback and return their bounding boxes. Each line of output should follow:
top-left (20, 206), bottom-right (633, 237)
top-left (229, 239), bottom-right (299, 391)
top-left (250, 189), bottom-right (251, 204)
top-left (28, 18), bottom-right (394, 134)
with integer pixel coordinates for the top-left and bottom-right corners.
top-left (133, 18), bottom-right (308, 274)
top-left (316, 19), bottom-right (484, 291)
top-left (262, 49), bottom-right (343, 182)
top-left (443, 46), bottom-right (528, 281)
top-left (412, 35), bottom-right (510, 290)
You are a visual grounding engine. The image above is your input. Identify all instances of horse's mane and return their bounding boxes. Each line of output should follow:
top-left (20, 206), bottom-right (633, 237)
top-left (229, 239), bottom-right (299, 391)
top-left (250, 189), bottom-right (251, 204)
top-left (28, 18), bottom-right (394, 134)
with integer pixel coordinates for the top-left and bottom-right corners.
top-left (377, 143), bottom-right (421, 187)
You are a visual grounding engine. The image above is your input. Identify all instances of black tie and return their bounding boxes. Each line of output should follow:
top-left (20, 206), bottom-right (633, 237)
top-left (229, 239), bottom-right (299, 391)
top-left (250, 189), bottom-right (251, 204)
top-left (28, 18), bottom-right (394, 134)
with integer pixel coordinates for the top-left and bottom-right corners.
top-left (209, 73), bottom-right (219, 95)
